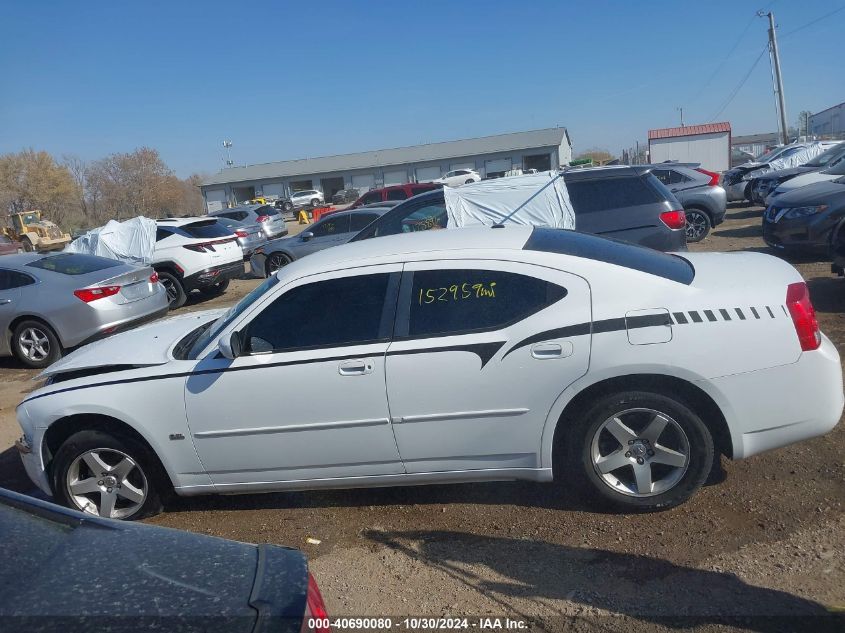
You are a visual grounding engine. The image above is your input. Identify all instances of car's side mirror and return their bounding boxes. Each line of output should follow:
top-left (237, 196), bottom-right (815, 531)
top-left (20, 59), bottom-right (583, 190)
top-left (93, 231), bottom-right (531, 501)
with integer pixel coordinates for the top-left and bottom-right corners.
top-left (301, 231), bottom-right (314, 241)
top-left (218, 330), bottom-right (243, 359)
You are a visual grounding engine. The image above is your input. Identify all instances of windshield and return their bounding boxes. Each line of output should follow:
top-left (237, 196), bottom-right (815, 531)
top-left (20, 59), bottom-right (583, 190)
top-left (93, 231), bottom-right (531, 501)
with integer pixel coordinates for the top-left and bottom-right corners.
top-left (807, 144), bottom-right (845, 168)
top-left (20, 212), bottom-right (40, 225)
top-left (183, 274), bottom-right (280, 359)
top-left (823, 158), bottom-right (845, 176)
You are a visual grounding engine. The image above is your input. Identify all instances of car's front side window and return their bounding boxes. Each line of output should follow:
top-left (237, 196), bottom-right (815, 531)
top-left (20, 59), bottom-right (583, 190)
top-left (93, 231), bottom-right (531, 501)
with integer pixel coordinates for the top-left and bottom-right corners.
top-left (404, 268), bottom-right (566, 338)
top-left (311, 215), bottom-right (351, 236)
top-left (243, 273), bottom-right (393, 354)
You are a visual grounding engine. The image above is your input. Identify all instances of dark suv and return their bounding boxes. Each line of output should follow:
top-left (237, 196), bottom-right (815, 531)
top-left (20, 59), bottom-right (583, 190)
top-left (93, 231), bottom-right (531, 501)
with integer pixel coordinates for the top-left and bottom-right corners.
top-left (351, 166), bottom-right (687, 251)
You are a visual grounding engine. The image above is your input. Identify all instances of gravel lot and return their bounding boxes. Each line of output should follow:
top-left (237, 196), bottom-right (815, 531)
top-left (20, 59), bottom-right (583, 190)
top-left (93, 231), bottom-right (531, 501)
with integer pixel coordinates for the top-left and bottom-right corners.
top-left (0, 208), bottom-right (842, 631)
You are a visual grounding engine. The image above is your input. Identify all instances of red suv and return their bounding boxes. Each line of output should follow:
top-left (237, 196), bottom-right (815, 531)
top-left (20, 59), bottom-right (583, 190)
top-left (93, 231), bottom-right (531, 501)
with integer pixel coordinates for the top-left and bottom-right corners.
top-left (349, 182), bottom-right (441, 209)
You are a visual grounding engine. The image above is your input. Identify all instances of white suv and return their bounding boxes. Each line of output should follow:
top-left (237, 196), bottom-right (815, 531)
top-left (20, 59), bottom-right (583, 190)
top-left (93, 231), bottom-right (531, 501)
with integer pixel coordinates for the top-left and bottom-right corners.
top-left (434, 169), bottom-right (481, 187)
top-left (289, 190), bottom-right (324, 208)
top-left (153, 218), bottom-right (244, 309)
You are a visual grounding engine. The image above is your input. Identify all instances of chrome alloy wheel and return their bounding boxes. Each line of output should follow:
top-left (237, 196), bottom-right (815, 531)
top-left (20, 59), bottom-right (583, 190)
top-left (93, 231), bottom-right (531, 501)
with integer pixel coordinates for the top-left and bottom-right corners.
top-left (18, 327), bottom-right (50, 362)
top-left (685, 210), bottom-right (708, 241)
top-left (590, 408), bottom-right (690, 497)
top-left (66, 448), bottom-right (148, 518)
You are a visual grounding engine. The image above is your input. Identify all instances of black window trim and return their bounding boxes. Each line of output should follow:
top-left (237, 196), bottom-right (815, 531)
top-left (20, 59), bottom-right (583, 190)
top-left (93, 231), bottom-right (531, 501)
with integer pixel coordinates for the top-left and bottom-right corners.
top-left (241, 271), bottom-right (402, 356)
top-left (392, 268), bottom-right (568, 341)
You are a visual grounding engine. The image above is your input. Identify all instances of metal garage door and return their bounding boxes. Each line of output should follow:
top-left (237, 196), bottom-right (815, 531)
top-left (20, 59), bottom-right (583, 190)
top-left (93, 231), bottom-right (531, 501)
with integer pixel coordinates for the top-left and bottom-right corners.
top-left (262, 183), bottom-right (284, 198)
top-left (450, 162), bottom-right (475, 172)
top-left (352, 174), bottom-right (375, 194)
top-left (205, 189), bottom-right (227, 213)
top-left (383, 170), bottom-right (408, 186)
top-left (415, 166), bottom-right (441, 182)
top-left (484, 158), bottom-right (512, 177)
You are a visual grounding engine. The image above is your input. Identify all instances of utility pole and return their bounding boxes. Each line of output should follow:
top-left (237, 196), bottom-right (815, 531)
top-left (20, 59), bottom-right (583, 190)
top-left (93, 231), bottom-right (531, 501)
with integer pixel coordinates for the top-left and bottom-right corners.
top-left (222, 140), bottom-right (234, 167)
top-left (677, 107), bottom-right (684, 127)
top-left (760, 11), bottom-right (789, 145)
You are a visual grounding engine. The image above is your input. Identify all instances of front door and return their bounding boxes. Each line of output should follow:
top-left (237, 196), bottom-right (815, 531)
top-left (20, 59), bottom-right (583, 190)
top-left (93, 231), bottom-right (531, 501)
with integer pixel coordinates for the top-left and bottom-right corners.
top-left (184, 265), bottom-right (404, 486)
top-left (294, 214), bottom-right (352, 257)
top-left (385, 260), bottom-right (591, 473)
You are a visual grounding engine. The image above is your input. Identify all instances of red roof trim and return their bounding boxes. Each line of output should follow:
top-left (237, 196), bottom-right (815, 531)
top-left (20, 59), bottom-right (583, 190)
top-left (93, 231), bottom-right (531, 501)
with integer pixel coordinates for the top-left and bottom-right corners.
top-left (648, 122), bottom-right (731, 140)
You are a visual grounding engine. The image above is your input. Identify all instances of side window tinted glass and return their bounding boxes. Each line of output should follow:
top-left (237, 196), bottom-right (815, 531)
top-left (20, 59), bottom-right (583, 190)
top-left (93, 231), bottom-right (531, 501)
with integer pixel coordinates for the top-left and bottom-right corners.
top-left (0, 269), bottom-right (35, 290)
top-left (386, 189), bottom-right (408, 201)
top-left (245, 273), bottom-right (391, 353)
top-left (155, 228), bottom-right (171, 242)
top-left (566, 176), bottom-right (661, 213)
top-left (350, 213), bottom-right (379, 231)
top-left (360, 192), bottom-right (382, 205)
top-left (407, 269), bottom-right (566, 338)
top-left (311, 215), bottom-right (351, 236)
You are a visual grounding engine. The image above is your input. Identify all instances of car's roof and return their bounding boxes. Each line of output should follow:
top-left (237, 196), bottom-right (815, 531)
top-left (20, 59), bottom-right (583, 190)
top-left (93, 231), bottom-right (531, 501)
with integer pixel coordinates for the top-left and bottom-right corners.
top-left (562, 165), bottom-right (652, 180)
top-left (157, 216), bottom-right (219, 226)
top-left (319, 207), bottom-right (393, 220)
top-left (0, 253), bottom-right (52, 268)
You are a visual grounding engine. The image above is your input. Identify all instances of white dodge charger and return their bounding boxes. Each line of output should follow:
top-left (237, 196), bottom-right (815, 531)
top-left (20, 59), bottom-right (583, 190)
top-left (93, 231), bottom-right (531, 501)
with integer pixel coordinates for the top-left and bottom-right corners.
top-left (15, 227), bottom-right (843, 519)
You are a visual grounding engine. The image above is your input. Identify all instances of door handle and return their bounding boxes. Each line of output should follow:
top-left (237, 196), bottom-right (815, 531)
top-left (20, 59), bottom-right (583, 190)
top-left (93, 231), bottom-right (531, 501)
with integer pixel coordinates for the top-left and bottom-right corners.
top-left (531, 341), bottom-right (574, 359)
top-left (338, 359), bottom-right (374, 376)
top-left (0, 299), bottom-right (11, 305)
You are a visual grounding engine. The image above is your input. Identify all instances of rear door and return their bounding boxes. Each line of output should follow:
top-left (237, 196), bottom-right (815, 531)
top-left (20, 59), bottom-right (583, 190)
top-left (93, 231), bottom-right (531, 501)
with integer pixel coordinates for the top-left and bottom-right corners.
top-left (0, 269), bottom-right (33, 350)
top-left (385, 260), bottom-right (591, 473)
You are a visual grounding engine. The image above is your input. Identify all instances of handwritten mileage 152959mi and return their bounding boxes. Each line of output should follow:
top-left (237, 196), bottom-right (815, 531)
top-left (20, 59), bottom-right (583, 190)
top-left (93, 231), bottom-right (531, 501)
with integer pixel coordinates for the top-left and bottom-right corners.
top-left (418, 282), bottom-right (497, 305)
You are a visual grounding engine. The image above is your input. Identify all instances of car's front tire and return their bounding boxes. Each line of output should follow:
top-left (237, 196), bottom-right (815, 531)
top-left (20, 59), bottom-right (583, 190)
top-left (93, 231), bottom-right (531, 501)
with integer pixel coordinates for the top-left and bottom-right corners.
top-left (265, 252), bottom-right (291, 276)
top-left (311, 198), bottom-right (321, 207)
top-left (52, 429), bottom-right (164, 520)
top-left (11, 319), bottom-right (62, 369)
top-left (684, 208), bottom-right (711, 242)
top-left (561, 390), bottom-right (713, 512)
top-left (158, 270), bottom-right (187, 309)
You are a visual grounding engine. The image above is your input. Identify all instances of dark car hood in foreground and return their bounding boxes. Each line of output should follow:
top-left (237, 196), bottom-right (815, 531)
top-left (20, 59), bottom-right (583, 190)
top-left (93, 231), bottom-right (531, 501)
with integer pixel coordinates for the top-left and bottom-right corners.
top-left (769, 179), bottom-right (845, 207)
top-left (0, 488), bottom-right (307, 633)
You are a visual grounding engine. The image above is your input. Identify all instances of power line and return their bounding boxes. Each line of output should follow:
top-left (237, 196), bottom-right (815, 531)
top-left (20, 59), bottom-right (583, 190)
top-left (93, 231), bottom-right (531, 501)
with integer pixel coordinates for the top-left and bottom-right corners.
top-left (689, 13), bottom-right (757, 102)
top-left (780, 3), bottom-right (845, 39)
top-left (708, 46), bottom-right (768, 122)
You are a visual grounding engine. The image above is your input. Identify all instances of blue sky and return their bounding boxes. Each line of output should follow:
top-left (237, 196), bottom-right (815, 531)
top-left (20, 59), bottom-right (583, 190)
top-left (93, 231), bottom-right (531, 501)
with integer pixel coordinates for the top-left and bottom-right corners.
top-left (1, 0), bottom-right (842, 177)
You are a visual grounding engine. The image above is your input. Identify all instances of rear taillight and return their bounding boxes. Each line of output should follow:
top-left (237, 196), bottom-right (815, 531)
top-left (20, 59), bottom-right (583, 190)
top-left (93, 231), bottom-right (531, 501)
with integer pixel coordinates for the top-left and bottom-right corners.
top-left (660, 209), bottom-right (686, 230)
top-left (234, 230), bottom-right (248, 238)
top-left (74, 285), bottom-right (121, 302)
top-left (786, 282), bottom-right (821, 351)
top-left (149, 272), bottom-right (159, 284)
top-left (256, 215), bottom-right (270, 223)
top-left (183, 243), bottom-right (213, 252)
top-left (301, 573), bottom-right (330, 633)
top-left (695, 168), bottom-right (720, 187)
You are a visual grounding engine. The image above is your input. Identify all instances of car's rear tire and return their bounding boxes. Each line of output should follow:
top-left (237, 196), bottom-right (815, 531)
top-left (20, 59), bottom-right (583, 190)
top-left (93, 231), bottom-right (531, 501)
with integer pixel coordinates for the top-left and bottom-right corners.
top-left (684, 208), bottom-right (711, 242)
top-left (158, 270), bottom-right (187, 309)
top-left (560, 390), bottom-right (713, 512)
top-left (52, 429), bottom-right (164, 520)
top-left (284, 201), bottom-right (293, 212)
top-left (311, 198), bottom-right (321, 207)
top-left (11, 319), bottom-right (62, 369)
top-left (199, 278), bottom-right (230, 297)
top-left (265, 253), bottom-right (291, 276)
top-left (465, 179), bottom-right (474, 184)
top-left (22, 239), bottom-right (34, 252)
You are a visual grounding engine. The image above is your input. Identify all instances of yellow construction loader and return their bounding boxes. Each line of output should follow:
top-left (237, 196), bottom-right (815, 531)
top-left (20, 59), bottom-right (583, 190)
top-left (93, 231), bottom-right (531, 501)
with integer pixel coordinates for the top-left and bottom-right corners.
top-left (3, 210), bottom-right (71, 252)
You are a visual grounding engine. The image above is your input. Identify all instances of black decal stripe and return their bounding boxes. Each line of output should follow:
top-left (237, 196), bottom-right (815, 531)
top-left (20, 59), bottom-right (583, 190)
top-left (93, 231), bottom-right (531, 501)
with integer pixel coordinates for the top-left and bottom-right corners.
top-left (735, 308), bottom-right (746, 320)
top-left (387, 342), bottom-right (506, 368)
top-left (766, 306), bottom-right (775, 318)
top-left (503, 313), bottom-right (669, 359)
top-left (751, 307), bottom-right (760, 319)
top-left (719, 309), bottom-right (731, 321)
top-left (689, 311), bottom-right (703, 323)
top-left (704, 310), bottom-right (717, 322)
top-left (672, 312), bottom-right (688, 325)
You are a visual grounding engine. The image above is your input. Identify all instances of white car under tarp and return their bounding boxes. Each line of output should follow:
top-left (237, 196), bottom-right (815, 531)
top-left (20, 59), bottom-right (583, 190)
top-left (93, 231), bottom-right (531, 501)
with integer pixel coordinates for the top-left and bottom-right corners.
top-left (65, 216), bottom-right (157, 266)
top-left (444, 171), bottom-right (575, 230)
top-left (766, 143), bottom-right (831, 171)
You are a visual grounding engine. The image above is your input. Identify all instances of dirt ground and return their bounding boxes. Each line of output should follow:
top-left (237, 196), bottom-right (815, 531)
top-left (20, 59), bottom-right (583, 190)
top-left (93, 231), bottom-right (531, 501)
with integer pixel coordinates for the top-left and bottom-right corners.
top-left (0, 209), bottom-right (843, 631)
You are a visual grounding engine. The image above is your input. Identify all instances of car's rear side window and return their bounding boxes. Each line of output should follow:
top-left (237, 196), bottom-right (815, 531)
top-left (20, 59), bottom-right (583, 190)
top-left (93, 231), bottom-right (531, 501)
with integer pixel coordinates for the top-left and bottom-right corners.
top-left (256, 205), bottom-right (280, 217)
top-left (26, 253), bottom-right (122, 275)
top-left (386, 189), bottom-right (408, 201)
top-left (359, 191), bottom-right (382, 206)
top-left (405, 269), bottom-right (566, 338)
top-left (181, 220), bottom-right (234, 239)
top-left (566, 176), bottom-right (662, 213)
top-left (524, 228), bottom-right (695, 284)
top-left (244, 273), bottom-right (392, 353)
top-left (0, 269), bottom-right (35, 290)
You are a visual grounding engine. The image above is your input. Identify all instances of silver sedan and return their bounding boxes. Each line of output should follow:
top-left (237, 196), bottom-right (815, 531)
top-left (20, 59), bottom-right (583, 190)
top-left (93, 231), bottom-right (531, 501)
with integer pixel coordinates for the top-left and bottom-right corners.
top-left (0, 253), bottom-right (168, 368)
top-left (212, 216), bottom-right (268, 258)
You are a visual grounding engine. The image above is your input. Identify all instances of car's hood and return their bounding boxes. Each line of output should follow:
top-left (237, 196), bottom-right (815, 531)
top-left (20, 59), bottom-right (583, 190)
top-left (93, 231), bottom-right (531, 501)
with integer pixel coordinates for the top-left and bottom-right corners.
top-left (39, 309), bottom-right (224, 378)
top-left (774, 171), bottom-right (838, 194)
top-left (771, 179), bottom-right (845, 207)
